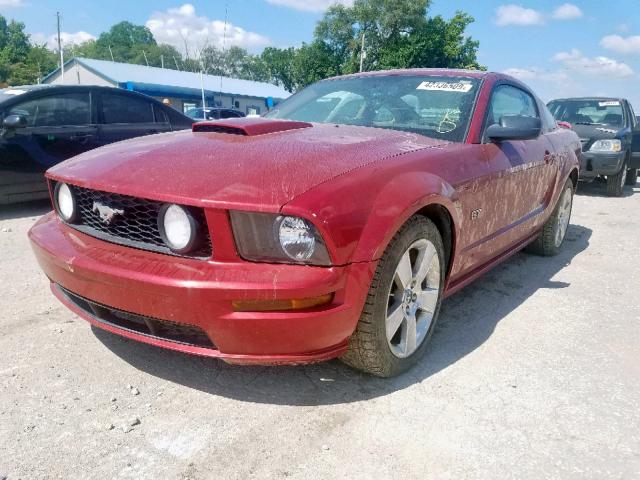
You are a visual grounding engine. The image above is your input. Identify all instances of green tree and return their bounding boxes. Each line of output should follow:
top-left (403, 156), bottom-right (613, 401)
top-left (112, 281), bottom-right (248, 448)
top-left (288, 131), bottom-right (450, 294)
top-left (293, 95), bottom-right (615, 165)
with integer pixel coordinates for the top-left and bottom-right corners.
top-left (291, 42), bottom-right (341, 90)
top-left (0, 14), bottom-right (57, 85)
top-left (93, 21), bottom-right (156, 63)
top-left (313, 0), bottom-right (482, 78)
top-left (261, 47), bottom-right (297, 92)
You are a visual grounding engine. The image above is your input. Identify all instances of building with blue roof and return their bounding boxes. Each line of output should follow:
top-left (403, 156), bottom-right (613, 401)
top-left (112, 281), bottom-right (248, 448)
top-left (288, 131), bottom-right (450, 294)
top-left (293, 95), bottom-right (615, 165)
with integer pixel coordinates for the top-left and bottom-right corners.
top-left (43, 57), bottom-right (291, 115)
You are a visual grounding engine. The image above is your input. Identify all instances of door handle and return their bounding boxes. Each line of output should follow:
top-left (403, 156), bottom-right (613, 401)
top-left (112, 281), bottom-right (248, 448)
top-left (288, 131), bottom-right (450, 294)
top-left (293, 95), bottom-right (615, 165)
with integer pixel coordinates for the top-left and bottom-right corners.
top-left (70, 133), bottom-right (94, 143)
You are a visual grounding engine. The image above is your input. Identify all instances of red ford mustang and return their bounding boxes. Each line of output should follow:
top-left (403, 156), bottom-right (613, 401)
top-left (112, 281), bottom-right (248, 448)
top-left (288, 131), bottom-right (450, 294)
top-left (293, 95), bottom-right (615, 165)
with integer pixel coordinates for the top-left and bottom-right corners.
top-left (29, 69), bottom-right (580, 377)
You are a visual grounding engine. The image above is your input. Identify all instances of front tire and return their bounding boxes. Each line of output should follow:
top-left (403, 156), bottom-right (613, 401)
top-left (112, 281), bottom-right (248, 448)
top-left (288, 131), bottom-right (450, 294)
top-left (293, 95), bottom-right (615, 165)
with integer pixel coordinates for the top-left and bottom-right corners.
top-left (606, 160), bottom-right (628, 196)
top-left (526, 179), bottom-right (574, 256)
top-left (625, 168), bottom-right (638, 186)
top-left (341, 216), bottom-right (445, 377)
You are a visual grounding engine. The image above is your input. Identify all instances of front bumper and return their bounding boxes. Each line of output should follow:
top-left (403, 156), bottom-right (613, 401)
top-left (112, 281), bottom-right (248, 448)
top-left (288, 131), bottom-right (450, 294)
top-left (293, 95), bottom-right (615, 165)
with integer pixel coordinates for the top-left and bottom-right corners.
top-left (29, 213), bottom-right (375, 364)
top-left (579, 151), bottom-right (626, 179)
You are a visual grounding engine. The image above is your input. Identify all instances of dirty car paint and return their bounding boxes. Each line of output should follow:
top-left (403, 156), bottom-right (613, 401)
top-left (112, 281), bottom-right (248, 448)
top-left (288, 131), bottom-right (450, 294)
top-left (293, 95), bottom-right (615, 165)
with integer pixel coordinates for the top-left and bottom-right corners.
top-left (29, 69), bottom-right (581, 364)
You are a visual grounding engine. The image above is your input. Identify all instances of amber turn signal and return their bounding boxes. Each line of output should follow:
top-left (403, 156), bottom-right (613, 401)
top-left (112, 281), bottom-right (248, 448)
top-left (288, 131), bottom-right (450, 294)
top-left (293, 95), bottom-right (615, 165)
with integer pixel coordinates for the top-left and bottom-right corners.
top-left (232, 293), bottom-right (334, 312)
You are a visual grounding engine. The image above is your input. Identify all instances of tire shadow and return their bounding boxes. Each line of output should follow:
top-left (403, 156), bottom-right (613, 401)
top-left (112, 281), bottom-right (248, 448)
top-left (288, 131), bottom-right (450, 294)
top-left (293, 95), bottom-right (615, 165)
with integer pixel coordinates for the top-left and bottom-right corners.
top-left (576, 178), bottom-right (638, 198)
top-left (93, 224), bottom-right (592, 406)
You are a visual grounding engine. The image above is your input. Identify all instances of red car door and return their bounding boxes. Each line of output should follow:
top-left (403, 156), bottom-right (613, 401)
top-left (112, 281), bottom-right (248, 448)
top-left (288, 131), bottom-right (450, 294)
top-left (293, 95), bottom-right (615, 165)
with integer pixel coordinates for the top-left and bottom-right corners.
top-left (452, 84), bottom-right (555, 275)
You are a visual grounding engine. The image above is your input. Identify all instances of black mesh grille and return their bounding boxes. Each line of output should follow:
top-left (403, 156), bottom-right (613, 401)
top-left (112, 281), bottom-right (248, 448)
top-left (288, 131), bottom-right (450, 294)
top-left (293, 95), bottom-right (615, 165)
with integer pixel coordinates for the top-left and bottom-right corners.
top-left (57, 285), bottom-right (216, 349)
top-left (60, 183), bottom-right (212, 259)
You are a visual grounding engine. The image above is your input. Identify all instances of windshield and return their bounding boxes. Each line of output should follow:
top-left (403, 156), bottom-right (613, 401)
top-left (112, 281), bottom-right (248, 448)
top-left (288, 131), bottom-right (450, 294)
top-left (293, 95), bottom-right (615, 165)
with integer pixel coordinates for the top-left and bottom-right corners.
top-left (266, 75), bottom-right (481, 142)
top-left (0, 88), bottom-right (30, 104)
top-left (547, 99), bottom-right (625, 128)
top-left (185, 108), bottom-right (205, 119)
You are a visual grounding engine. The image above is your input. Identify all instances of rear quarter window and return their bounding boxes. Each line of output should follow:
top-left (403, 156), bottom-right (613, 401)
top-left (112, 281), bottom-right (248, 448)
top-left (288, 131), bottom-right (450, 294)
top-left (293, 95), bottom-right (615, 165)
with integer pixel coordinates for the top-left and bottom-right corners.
top-left (101, 93), bottom-right (154, 124)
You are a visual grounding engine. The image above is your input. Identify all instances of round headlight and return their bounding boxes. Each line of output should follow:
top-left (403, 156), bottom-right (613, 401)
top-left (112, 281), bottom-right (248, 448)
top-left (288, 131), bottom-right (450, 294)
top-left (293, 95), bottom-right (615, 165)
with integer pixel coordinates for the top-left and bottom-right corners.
top-left (278, 216), bottom-right (316, 261)
top-left (158, 204), bottom-right (199, 253)
top-left (55, 182), bottom-right (77, 222)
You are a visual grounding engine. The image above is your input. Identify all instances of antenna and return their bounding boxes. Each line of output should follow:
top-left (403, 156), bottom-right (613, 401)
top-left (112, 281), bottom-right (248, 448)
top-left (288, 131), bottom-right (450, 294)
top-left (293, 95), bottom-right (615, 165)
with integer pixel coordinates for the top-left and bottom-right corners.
top-left (161, 54), bottom-right (164, 68)
top-left (56, 12), bottom-right (64, 82)
top-left (108, 45), bottom-right (114, 62)
top-left (142, 50), bottom-right (149, 66)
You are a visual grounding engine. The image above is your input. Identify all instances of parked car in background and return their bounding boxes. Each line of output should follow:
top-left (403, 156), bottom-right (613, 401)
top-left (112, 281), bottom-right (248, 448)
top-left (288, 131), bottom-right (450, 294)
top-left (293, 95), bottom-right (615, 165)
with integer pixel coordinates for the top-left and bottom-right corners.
top-left (0, 85), bottom-right (194, 205)
top-left (185, 107), bottom-right (246, 121)
top-left (547, 97), bottom-right (640, 196)
top-left (29, 69), bottom-right (580, 377)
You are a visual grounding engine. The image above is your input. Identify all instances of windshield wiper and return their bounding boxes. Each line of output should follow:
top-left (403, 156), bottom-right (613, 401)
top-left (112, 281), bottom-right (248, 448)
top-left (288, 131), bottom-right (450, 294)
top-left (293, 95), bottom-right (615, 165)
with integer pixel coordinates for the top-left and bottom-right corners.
top-left (574, 122), bottom-right (603, 125)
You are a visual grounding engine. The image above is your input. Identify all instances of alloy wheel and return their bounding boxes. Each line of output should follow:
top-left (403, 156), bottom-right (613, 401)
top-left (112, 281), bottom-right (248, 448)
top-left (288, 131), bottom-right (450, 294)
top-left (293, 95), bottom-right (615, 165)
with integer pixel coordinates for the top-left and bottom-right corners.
top-left (386, 239), bottom-right (441, 358)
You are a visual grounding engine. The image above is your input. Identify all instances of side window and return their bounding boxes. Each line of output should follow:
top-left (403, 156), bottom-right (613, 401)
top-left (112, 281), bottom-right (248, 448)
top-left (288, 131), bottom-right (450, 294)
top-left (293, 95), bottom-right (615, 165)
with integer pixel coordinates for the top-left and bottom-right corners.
top-left (487, 84), bottom-right (538, 127)
top-left (9, 93), bottom-right (91, 127)
top-left (101, 93), bottom-right (154, 124)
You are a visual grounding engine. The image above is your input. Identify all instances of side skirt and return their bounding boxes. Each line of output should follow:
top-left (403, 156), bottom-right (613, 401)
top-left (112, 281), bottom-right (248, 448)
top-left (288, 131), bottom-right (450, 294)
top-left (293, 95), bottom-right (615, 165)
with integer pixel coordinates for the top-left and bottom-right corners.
top-left (443, 231), bottom-right (539, 298)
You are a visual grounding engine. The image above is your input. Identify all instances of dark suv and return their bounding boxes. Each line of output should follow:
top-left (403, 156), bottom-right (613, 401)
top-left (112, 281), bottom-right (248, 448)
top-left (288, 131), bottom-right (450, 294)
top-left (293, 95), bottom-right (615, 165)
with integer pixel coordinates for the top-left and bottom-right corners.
top-left (547, 97), bottom-right (640, 196)
top-left (0, 85), bottom-right (194, 205)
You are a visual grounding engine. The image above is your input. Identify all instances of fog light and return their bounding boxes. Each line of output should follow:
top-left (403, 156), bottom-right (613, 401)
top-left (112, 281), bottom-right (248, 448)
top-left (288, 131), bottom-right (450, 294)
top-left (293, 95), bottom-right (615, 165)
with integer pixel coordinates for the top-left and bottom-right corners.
top-left (55, 183), bottom-right (77, 222)
top-left (158, 204), bottom-right (199, 253)
top-left (232, 293), bottom-right (334, 312)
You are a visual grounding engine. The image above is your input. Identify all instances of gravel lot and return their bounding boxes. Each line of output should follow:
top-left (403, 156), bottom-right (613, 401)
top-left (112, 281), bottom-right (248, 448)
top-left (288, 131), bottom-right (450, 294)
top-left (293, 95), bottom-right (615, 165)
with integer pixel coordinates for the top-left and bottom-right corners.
top-left (1, 180), bottom-right (639, 480)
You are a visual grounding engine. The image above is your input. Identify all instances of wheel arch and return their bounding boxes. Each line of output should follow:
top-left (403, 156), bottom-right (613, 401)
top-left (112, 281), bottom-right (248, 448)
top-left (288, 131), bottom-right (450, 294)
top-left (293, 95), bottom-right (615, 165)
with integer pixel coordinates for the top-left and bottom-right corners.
top-left (349, 170), bottom-right (461, 280)
top-left (569, 167), bottom-right (579, 190)
top-left (414, 203), bottom-right (456, 279)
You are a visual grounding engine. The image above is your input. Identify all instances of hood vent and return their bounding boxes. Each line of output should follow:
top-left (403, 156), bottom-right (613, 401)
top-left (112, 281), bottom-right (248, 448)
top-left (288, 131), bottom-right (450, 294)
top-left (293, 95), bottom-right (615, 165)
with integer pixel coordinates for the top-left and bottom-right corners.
top-left (193, 124), bottom-right (249, 135)
top-left (192, 118), bottom-right (312, 136)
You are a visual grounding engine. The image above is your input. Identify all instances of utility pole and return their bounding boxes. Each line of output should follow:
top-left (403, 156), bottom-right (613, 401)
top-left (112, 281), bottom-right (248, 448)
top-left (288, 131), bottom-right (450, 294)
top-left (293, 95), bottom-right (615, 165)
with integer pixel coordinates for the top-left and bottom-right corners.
top-left (359, 32), bottom-right (366, 73)
top-left (219, 0), bottom-right (228, 106)
top-left (108, 45), bottom-right (114, 62)
top-left (56, 12), bottom-right (64, 83)
top-left (200, 69), bottom-right (206, 109)
top-left (173, 56), bottom-right (180, 71)
top-left (160, 55), bottom-right (164, 68)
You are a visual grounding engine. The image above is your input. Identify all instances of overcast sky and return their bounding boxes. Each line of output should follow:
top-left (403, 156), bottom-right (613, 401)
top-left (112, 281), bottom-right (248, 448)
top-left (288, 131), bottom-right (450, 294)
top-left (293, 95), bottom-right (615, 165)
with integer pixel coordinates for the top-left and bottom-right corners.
top-left (2, 0), bottom-right (640, 108)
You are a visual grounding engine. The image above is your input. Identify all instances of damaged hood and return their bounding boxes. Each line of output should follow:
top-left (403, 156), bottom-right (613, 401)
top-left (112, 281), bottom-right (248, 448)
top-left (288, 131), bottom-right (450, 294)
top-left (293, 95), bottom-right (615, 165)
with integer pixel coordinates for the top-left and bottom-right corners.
top-left (47, 120), bottom-right (446, 210)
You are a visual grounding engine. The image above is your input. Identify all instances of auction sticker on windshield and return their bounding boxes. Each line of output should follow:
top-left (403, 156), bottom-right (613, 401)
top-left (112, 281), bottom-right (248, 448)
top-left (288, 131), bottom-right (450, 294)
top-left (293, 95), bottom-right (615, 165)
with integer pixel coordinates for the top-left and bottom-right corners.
top-left (416, 81), bottom-right (473, 93)
top-left (599, 101), bottom-right (620, 107)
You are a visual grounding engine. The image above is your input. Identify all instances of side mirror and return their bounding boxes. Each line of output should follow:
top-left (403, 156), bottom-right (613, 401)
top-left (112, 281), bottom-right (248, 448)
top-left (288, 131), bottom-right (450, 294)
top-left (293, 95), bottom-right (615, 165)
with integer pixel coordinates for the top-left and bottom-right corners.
top-left (486, 115), bottom-right (542, 142)
top-left (3, 114), bottom-right (28, 129)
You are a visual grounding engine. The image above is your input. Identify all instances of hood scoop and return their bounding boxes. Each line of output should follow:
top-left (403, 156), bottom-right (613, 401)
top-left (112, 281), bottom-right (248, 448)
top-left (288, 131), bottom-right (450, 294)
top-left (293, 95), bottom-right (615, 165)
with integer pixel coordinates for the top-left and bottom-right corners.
top-left (192, 118), bottom-right (313, 136)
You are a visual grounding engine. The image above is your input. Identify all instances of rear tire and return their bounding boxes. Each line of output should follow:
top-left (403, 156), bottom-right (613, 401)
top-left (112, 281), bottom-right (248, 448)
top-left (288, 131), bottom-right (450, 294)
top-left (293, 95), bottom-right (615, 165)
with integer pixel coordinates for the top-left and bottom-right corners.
top-left (526, 179), bottom-right (573, 256)
top-left (625, 168), bottom-right (638, 186)
top-left (606, 159), bottom-right (628, 196)
top-left (341, 216), bottom-right (445, 377)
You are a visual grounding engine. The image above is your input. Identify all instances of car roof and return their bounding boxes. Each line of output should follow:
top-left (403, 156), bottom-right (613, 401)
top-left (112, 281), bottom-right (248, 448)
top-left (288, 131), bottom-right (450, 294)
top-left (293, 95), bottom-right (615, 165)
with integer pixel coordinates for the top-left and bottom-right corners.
top-left (0, 84), bottom-right (167, 105)
top-left (548, 97), bottom-right (626, 103)
top-left (325, 68), bottom-right (495, 82)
